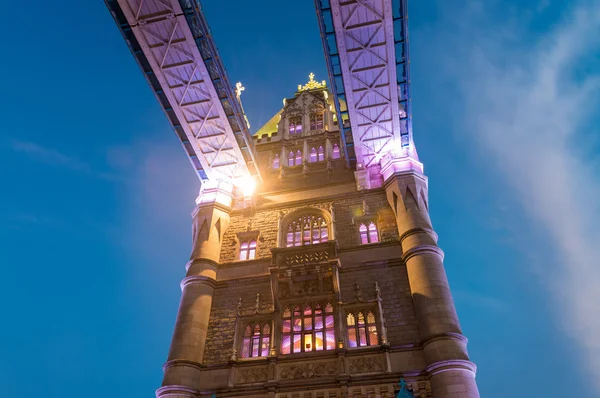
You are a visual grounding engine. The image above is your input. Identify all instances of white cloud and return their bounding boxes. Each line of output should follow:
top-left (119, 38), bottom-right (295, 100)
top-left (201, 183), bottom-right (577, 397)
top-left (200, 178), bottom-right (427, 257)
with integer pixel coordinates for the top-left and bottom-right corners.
top-left (443, 0), bottom-right (600, 390)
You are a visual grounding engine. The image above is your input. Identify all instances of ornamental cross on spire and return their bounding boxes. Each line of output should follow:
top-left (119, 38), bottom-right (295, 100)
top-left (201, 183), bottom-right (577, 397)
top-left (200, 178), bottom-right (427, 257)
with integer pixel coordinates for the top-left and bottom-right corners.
top-left (298, 72), bottom-right (327, 91)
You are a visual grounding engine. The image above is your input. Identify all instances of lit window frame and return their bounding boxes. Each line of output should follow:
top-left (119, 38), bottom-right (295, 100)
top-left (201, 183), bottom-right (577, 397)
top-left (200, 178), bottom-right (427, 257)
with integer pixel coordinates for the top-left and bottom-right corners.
top-left (289, 116), bottom-right (302, 135)
top-left (346, 309), bottom-right (379, 348)
top-left (240, 321), bottom-right (272, 359)
top-left (332, 144), bottom-right (341, 159)
top-left (272, 154), bottom-right (280, 169)
top-left (280, 303), bottom-right (335, 354)
top-left (284, 213), bottom-right (329, 247)
top-left (309, 112), bottom-right (324, 130)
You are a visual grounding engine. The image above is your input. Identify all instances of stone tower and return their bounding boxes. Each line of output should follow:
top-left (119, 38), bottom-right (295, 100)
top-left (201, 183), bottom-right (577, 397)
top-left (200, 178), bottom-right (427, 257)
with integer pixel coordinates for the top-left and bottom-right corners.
top-left (157, 75), bottom-right (480, 398)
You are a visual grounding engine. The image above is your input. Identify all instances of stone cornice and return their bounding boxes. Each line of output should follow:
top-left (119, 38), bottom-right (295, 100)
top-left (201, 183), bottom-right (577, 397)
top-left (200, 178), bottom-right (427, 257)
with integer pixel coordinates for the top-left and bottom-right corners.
top-left (401, 244), bottom-right (444, 263)
top-left (180, 275), bottom-right (218, 290)
top-left (426, 359), bottom-right (477, 376)
top-left (399, 227), bottom-right (438, 244)
top-left (155, 384), bottom-right (199, 398)
top-left (162, 359), bottom-right (206, 373)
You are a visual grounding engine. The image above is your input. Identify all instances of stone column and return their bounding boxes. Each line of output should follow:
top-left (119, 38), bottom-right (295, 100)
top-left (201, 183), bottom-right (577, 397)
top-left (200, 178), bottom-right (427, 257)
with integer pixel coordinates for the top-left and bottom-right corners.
top-left (382, 161), bottom-right (479, 398)
top-left (157, 181), bottom-right (233, 398)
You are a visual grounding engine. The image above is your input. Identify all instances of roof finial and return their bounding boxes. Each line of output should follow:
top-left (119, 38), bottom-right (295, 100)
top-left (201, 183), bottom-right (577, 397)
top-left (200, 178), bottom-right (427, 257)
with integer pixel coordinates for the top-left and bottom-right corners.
top-left (298, 73), bottom-right (327, 92)
top-left (254, 293), bottom-right (260, 314)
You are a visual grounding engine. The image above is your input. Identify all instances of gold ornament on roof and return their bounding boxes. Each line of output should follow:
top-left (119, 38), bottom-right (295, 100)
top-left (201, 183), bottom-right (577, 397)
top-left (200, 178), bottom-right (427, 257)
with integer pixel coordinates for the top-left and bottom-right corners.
top-left (298, 72), bottom-right (327, 91)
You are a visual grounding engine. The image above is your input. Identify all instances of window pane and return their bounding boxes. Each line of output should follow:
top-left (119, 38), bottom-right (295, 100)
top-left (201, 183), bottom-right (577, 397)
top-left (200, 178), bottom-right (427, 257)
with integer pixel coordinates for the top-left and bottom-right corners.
top-left (304, 306), bottom-right (312, 316)
top-left (294, 231), bottom-right (301, 246)
top-left (332, 144), bottom-right (340, 159)
top-left (315, 315), bottom-right (323, 330)
top-left (248, 248), bottom-right (256, 260)
top-left (348, 329), bottom-right (357, 348)
top-left (357, 313), bottom-right (365, 325)
top-left (325, 315), bottom-right (334, 328)
top-left (304, 317), bottom-right (313, 331)
top-left (347, 313), bottom-right (355, 326)
top-left (286, 232), bottom-right (293, 247)
top-left (304, 334), bottom-right (312, 351)
top-left (358, 327), bottom-right (367, 346)
top-left (369, 231), bottom-right (379, 243)
top-left (295, 150), bottom-right (302, 165)
top-left (293, 318), bottom-right (302, 332)
top-left (273, 155), bottom-right (280, 169)
top-left (318, 146), bottom-right (324, 161)
top-left (254, 324), bottom-right (261, 335)
top-left (283, 319), bottom-right (291, 333)
top-left (293, 334), bottom-right (301, 353)
top-left (325, 330), bottom-right (335, 350)
top-left (312, 228), bottom-right (320, 244)
top-left (310, 148), bottom-right (317, 162)
top-left (321, 227), bottom-right (328, 241)
top-left (367, 312), bottom-right (376, 324)
top-left (283, 307), bottom-right (291, 318)
top-left (261, 337), bottom-right (270, 356)
top-left (293, 306), bottom-right (301, 316)
top-left (239, 249), bottom-right (247, 260)
top-left (244, 325), bottom-right (252, 337)
top-left (281, 335), bottom-right (291, 354)
top-left (315, 331), bottom-right (323, 351)
top-left (263, 323), bottom-right (270, 334)
top-left (252, 337), bottom-right (260, 357)
top-left (242, 338), bottom-right (251, 358)
top-left (368, 325), bottom-right (378, 345)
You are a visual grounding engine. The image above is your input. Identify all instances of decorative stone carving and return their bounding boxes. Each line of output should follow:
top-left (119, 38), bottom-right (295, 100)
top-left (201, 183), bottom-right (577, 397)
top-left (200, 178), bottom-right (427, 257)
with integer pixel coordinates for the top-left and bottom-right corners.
top-left (279, 361), bottom-right (337, 380)
top-left (236, 366), bottom-right (269, 384)
top-left (348, 355), bottom-right (385, 374)
top-left (283, 251), bottom-right (329, 266)
top-left (295, 279), bottom-right (319, 295)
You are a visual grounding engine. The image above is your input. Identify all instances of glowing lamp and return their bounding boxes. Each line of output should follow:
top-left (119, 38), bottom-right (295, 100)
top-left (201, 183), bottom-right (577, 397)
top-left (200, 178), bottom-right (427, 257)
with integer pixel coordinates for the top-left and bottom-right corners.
top-left (235, 175), bottom-right (256, 197)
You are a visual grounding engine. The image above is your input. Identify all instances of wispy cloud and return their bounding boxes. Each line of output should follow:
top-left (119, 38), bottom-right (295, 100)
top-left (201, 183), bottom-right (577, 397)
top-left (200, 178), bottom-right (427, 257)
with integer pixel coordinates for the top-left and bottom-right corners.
top-left (10, 140), bottom-right (122, 181)
top-left (437, 0), bottom-right (600, 390)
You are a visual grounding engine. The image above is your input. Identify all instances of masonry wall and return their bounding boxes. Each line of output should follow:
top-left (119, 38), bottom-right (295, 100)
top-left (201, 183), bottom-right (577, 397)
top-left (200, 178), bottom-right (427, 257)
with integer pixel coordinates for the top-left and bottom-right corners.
top-left (201, 187), bottom-right (420, 365)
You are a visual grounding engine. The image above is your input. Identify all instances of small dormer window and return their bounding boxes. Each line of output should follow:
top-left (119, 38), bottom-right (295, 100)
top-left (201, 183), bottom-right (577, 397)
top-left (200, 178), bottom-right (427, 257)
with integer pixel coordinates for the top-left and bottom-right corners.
top-left (289, 117), bottom-right (302, 135)
top-left (273, 154), bottom-right (280, 169)
top-left (359, 222), bottom-right (379, 244)
top-left (332, 144), bottom-right (341, 159)
top-left (239, 239), bottom-right (257, 260)
top-left (310, 112), bottom-right (324, 130)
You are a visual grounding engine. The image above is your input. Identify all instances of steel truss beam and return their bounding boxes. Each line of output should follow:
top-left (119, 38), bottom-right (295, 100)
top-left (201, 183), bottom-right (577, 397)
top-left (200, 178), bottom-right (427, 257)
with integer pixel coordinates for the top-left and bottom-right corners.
top-left (315, 0), bottom-right (414, 169)
top-left (105, 0), bottom-right (261, 183)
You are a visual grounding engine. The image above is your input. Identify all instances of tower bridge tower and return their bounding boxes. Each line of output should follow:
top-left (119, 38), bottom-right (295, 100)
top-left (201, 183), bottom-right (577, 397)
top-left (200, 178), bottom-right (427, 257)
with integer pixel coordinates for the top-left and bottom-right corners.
top-left (105, 1), bottom-right (480, 397)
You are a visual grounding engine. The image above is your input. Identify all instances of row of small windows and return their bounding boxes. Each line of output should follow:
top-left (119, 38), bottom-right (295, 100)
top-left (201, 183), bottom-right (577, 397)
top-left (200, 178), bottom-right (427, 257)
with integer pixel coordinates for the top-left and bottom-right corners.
top-left (272, 144), bottom-right (341, 169)
top-left (288, 113), bottom-right (324, 135)
top-left (237, 216), bottom-right (380, 261)
top-left (240, 304), bottom-right (379, 358)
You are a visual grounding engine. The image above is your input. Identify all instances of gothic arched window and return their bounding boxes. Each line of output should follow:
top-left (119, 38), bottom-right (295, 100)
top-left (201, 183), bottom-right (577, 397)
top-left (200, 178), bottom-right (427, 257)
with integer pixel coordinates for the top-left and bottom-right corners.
top-left (295, 150), bottom-right (302, 166)
top-left (359, 222), bottom-right (379, 244)
top-left (309, 112), bottom-right (324, 130)
top-left (318, 146), bottom-right (325, 162)
top-left (272, 154), bottom-right (280, 169)
top-left (281, 303), bottom-right (335, 354)
top-left (285, 212), bottom-right (329, 247)
top-left (289, 116), bottom-right (302, 135)
top-left (347, 311), bottom-right (378, 347)
top-left (288, 151), bottom-right (294, 167)
top-left (309, 147), bottom-right (317, 163)
top-left (332, 144), bottom-right (341, 159)
top-left (241, 322), bottom-right (271, 358)
top-left (239, 239), bottom-right (257, 260)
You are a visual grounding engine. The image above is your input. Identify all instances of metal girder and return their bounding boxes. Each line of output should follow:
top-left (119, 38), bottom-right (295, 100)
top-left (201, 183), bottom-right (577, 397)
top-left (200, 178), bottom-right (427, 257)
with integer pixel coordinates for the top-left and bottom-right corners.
top-left (105, 0), bottom-right (261, 184)
top-left (315, 0), bottom-right (415, 169)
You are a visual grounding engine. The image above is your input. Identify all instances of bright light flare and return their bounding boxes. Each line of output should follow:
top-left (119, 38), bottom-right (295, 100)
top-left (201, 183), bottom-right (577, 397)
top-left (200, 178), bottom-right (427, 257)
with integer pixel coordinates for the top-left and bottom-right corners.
top-left (235, 175), bottom-right (256, 197)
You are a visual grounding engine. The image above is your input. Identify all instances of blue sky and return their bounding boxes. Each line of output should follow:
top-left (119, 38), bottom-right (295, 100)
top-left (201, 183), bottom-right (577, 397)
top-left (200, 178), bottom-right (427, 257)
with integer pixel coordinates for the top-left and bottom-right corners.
top-left (1, 1), bottom-right (599, 397)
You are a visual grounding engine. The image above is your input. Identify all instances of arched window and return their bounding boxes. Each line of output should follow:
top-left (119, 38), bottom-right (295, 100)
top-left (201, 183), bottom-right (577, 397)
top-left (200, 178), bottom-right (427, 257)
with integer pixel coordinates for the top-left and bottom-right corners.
top-left (359, 222), bottom-right (379, 244)
top-left (295, 150), bottom-right (302, 166)
top-left (332, 144), bottom-right (341, 159)
top-left (310, 112), bottom-right (324, 130)
top-left (309, 147), bottom-right (317, 163)
top-left (239, 239), bottom-right (257, 260)
top-left (241, 322), bottom-right (271, 358)
top-left (272, 154), bottom-right (280, 169)
top-left (347, 311), bottom-right (378, 348)
top-left (318, 146), bottom-right (325, 162)
top-left (289, 117), bottom-right (302, 135)
top-left (285, 213), bottom-right (329, 247)
top-left (288, 151), bottom-right (294, 167)
top-left (281, 303), bottom-right (335, 354)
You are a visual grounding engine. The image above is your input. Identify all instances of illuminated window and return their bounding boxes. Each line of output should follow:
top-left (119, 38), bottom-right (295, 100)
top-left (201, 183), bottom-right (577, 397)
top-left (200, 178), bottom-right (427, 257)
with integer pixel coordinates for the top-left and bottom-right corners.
top-left (309, 147), bottom-right (317, 163)
top-left (285, 213), bottom-right (329, 247)
top-left (289, 117), bottom-right (302, 135)
top-left (295, 150), bottom-right (302, 166)
top-left (273, 154), bottom-right (280, 169)
top-left (347, 311), bottom-right (378, 348)
top-left (318, 146), bottom-right (325, 162)
top-left (310, 113), bottom-right (324, 130)
top-left (281, 304), bottom-right (335, 354)
top-left (359, 222), bottom-right (379, 244)
top-left (288, 151), bottom-right (294, 167)
top-left (239, 240), bottom-right (257, 260)
top-left (332, 144), bottom-right (341, 159)
top-left (241, 322), bottom-right (271, 358)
